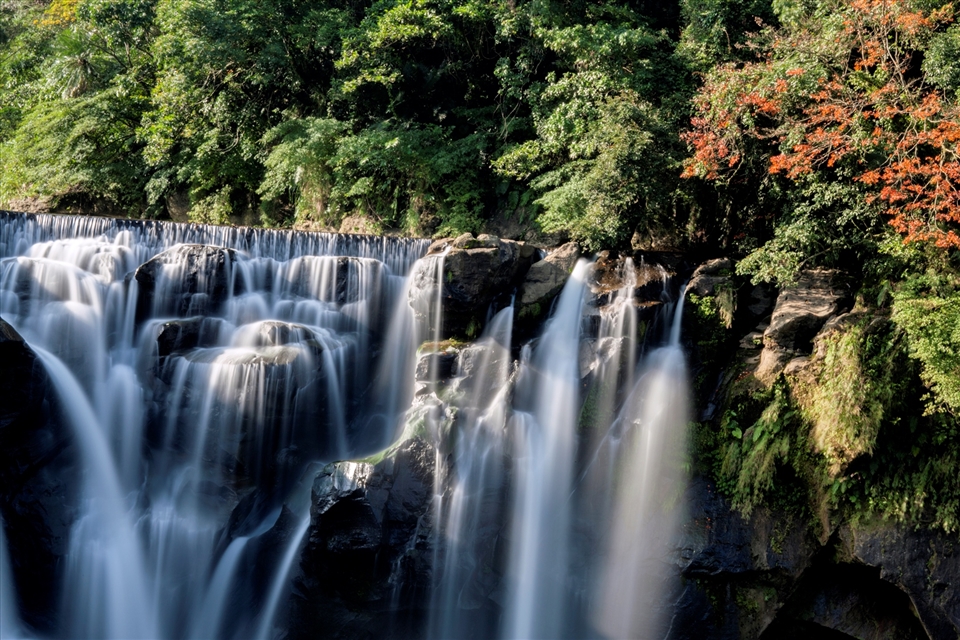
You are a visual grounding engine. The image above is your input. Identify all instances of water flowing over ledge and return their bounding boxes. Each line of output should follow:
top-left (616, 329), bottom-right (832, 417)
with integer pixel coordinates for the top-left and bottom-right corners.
top-left (0, 211), bottom-right (432, 275)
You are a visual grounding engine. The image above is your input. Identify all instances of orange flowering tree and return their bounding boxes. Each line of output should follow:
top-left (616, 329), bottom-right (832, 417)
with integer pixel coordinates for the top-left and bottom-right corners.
top-left (683, 0), bottom-right (960, 279)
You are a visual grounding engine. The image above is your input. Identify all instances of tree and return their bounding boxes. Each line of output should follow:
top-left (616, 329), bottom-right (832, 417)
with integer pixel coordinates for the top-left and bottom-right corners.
top-left (494, 4), bottom-right (691, 250)
top-left (683, 0), bottom-right (960, 282)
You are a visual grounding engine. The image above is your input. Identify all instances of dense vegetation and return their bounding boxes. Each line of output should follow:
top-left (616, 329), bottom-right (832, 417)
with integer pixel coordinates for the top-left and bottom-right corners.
top-left (2, 0), bottom-right (958, 530)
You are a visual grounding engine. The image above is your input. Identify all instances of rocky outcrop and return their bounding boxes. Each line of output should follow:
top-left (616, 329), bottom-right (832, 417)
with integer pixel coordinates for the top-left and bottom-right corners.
top-left (154, 316), bottom-right (224, 359)
top-left (289, 437), bottom-right (436, 639)
top-left (756, 270), bottom-right (850, 384)
top-left (672, 477), bottom-right (958, 640)
top-left (0, 319), bottom-right (78, 633)
top-left (134, 244), bottom-right (238, 321)
top-left (762, 561), bottom-right (931, 639)
top-left (408, 234), bottom-right (538, 339)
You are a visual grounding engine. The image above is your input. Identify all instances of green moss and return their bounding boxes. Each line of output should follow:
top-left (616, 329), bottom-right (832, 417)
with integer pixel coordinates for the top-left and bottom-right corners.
top-left (418, 338), bottom-right (468, 353)
top-left (519, 302), bottom-right (542, 320)
top-left (465, 317), bottom-right (479, 339)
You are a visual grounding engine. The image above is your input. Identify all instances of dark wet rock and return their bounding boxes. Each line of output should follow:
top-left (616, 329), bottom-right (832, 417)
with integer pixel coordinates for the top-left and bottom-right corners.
top-left (415, 350), bottom-right (459, 386)
top-left (745, 283), bottom-right (775, 320)
top-left (288, 437), bottom-right (437, 639)
top-left (671, 477), bottom-right (959, 640)
top-left (671, 476), bottom-right (821, 640)
top-left (838, 523), bottom-right (960, 640)
top-left (134, 244), bottom-right (237, 321)
top-left (756, 270), bottom-right (850, 384)
top-left (0, 318), bottom-right (78, 634)
top-left (590, 251), bottom-right (678, 302)
top-left (151, 342), bottom-right (334, 488)
top-left (155, 317), bottom-right (223, 358)
top-left (761, 562), bottom-right (930, 640)
top-left (409, 234), bottom-right (538, 340)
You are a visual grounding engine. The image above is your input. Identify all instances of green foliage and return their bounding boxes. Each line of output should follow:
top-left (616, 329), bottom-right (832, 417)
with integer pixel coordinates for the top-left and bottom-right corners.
top-left (679, 0), bottom-right (778, 70)
top-left (495, 12), bottom-right (691, 249)
top-left (892, 285), bottom-right (960, 415)
top-left (718, 382), bottom-right (803, 516)
top-left (796, 319), bottom-right (902, 474)
top-left (923, 24), bottom-right (960, 98)
top-left (685, 291), bottom-right (734, 395)
top-left (259, 117), bottom-right (348, 227)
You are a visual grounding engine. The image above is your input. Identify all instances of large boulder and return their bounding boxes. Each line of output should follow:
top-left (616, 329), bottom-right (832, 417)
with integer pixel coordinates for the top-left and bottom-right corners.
top-left (687, 258), bottom-right (733, 298)
top-left (134, 244), bottom-right (238, 321)
top-left (408, 234), bottom-right (538, 339)
top-left (153, 316), bottom-right (225, 359)
top-left (756, 270), bottom-right (850, 384)
top-left (0, 318), bottom-right (78, 633)
top-left (516, 242), bottom-right (580, 329)
top-left (288, 437), bottom-right (437, 639)
top-left (152, 340), bottom-right (334, 487)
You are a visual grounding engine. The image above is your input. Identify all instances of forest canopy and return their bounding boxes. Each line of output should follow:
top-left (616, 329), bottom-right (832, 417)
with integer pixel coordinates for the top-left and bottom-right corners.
top-left (2, 0), bottom-right (960, 264)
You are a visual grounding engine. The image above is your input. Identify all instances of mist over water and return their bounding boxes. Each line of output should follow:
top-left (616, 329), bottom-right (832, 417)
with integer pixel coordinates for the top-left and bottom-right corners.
top-left (0, 212), bottom-right (690, 640)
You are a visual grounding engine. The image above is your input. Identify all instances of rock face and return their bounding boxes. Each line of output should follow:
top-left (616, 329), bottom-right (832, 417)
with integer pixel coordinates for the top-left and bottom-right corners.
top-left (687, 258), bottom-right (733, 298)
top-left (756, 270), bottom-right (850, 383)
top-left (408, 234), bottom-right (538, 339)
top-left (838, 523), bottom-right (960, 640)
top-left (0, 319), bottom-right (77, 633)
top-left (289, 437), bottom-right (436, 640)
top-left (672, 477), bottom-right (958, 640)
top-left (672, 476), bottom-right (822, 640)
top-left (134, 244), bottom-right (238, 321)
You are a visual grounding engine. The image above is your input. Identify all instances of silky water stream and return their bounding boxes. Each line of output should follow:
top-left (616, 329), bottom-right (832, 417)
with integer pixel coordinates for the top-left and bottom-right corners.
top-left (0, 212), bottom-right (690, 639)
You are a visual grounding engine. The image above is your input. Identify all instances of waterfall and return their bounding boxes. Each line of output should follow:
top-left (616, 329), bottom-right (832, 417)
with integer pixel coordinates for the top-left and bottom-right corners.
top-left (593, 287), bottom-right (690, 639)
top-left (1, 211), bottom-right (691, 640)
top-left (504, 260), bottom-right (590, 640)
top-left (429, 305), bottom-right (514, 640)
top-left (0, 212), bottom-right (430, 639)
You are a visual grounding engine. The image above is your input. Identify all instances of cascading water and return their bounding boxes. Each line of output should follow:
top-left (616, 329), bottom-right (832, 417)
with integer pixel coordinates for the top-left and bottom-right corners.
top-left (1, 211), bottom-right (691, 640)
top-left (593, 288), bottom-right (690, 639)
top-left (424, 257), bottom-right (691, 639)
top-left (504, 259), bottom-right (591, 640)
top-left (429, 305), bottom-right (515, 640)
top-left (0, 212), bottom-right (429, 640)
